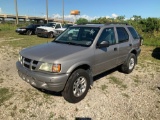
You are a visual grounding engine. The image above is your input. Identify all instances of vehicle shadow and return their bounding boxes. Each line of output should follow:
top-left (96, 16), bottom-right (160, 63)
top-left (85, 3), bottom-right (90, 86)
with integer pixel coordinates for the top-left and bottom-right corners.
top-left (34, 67), bottom-right (119, 97)
top-left (93, 67), bottom-right (119, 82)
top-left (34, 87), bottom-right (62, 97)
top-left (152, 47), bottom-right (160, 60)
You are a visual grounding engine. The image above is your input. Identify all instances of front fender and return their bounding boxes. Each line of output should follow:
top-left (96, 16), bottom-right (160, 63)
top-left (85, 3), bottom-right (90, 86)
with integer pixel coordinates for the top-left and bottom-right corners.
top-left (66, 61), bottom-right (93, 86)
top-left (66, 61), bottom-right (92, 74)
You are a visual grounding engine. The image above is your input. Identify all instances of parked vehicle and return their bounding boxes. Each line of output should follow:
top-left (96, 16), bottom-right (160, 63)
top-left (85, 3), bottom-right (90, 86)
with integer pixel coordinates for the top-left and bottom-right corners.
top-left (15, 24), bottom-right (41, 35)
top-left (16, 23), bottom-right (141, 103)
top-left (35, 22), bottom-right (63, 38)
top-left (54, 24), bottom-right (74, 37)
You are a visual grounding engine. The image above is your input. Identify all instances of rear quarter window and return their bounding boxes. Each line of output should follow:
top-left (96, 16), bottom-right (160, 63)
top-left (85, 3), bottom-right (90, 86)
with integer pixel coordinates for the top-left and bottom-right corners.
top-left (128, 27), bottom-right (139, 39)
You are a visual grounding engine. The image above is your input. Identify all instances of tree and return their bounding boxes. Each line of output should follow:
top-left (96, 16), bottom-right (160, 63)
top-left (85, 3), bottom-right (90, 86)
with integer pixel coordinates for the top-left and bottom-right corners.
top-left (116, 15), bottom-right (125, 22)
top-left (132, 15), bottom-right (142, 21)
top-left (139, 17), bottom-right (160, 33)
top-left (76, 18), bottom-right (88, 25)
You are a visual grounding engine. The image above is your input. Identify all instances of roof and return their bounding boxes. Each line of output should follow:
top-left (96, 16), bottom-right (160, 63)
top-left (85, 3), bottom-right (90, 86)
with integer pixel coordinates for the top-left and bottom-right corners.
top-left (72, 23), bottom-right (132, 28)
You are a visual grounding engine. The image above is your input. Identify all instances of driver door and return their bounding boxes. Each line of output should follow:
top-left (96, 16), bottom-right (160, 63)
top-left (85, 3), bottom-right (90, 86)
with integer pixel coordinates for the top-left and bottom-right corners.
top-left (93, 27), bottom-right (119, 75)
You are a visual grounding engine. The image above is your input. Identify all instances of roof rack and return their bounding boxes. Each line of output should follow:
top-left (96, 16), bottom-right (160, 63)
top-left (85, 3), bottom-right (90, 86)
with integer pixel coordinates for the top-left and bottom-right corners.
top-left (105, 22), bottom-right (129, 25)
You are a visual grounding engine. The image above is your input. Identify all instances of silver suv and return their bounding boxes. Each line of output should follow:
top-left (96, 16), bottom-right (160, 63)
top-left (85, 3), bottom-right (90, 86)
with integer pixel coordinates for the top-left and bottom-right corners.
top-left (16, 23), bottom-right (141, 103)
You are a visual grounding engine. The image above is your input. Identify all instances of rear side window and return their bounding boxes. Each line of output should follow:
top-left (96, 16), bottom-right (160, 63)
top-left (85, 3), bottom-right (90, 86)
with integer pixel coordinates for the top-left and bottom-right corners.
top-left (55, 24), bottom-right (61, 29)
top-left (116, 27), bottom-right (129, 43)
top-left (128, 27), bottom-right (139, 39)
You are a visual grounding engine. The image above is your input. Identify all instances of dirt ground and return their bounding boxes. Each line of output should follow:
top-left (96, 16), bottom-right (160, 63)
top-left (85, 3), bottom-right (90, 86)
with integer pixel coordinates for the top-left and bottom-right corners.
top-left (0, 45), bottom-right (160, 120)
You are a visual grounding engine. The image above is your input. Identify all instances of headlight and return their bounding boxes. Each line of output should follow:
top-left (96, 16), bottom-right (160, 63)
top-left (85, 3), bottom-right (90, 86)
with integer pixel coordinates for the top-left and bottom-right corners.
top-left (18, 54), bottom-right (23, 64)
top-left (39, 63), bottom-right (61, 73)
top-left (21, 29), bottom-right (26, 31)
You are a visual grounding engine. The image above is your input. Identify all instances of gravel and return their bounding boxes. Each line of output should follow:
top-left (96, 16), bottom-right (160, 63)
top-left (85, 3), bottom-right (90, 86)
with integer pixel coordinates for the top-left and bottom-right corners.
top-left (0, 45), bottom-right (160, 120)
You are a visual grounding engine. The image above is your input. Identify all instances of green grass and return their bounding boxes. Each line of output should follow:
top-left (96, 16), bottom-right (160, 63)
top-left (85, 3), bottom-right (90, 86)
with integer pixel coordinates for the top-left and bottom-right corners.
top-left (138, 46), bottom-right (160, 72)
top-left (0, 23), bottom-right (53, 48)
top-left (0, 23), bottom-right (17, 31)
top-left (121, 93), bottom-right (130, 98)
top-left (30, 114), bottom-right (37, 118)
top-left (143, 36), bottom-right (160, 47)
top-left (19, 109), bottom-right (26, 113)
top-left (48, 112), bottom-right (55, 120)
top-left (109, 76), bottom-right (127, 89)
top-left (133, 75), bottom-right (141, 84)
top-left (101, 84), bottom-right (108, 91)
top-left (0, 87), bottom-right (13, 106)
top-left (0, 78), bottom-right (4, 83)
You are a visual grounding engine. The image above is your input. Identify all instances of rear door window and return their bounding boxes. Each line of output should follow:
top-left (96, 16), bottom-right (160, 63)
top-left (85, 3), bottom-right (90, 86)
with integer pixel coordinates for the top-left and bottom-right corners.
top-left (116, 27), bottom-right (129, 43)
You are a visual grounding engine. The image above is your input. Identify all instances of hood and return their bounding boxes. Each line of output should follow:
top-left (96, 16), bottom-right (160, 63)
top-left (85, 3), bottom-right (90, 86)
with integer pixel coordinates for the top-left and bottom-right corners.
top-left (18, 27), bottom-right (27, 29)
top-left (56, 28), bottom-right (66, 31)
top-left (37, 26), bottom-right (54, 30)
top-left (20, 42), bottom-right (87, 63)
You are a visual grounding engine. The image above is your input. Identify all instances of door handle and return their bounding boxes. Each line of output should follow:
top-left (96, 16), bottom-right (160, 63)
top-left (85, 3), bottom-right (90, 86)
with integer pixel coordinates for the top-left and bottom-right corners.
top-left (114, 48), bottom-right (117, 51)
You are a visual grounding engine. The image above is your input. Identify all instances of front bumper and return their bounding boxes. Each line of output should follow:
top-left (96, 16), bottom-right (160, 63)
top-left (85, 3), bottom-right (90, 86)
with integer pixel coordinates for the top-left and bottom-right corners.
top-left (35, 31), bottom-right (48, 37)
top-left (15, 30), bottom-right (26, 34)
top-left (137, 48), bottom-right (141, 56)
top-left (16, 61), bottom-right (69, 92)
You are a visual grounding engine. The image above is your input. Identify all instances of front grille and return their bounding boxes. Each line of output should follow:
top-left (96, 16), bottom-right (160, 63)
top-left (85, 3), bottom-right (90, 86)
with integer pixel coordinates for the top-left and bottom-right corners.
top-left (22, 57), bottom-right (39, 70)
top-left (36, 28), bottom-right (44, 32)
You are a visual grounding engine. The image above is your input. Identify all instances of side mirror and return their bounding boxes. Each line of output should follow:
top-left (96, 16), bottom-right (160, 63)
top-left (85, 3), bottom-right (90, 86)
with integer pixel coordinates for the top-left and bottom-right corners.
top-left (97, 41), bottom-right (110, 48)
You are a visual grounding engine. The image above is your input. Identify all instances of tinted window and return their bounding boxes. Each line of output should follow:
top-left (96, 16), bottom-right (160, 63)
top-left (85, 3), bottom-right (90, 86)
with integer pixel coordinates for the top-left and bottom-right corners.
top-left (27, 24), bottom-right (34, 28)
top-left (128, 27), bottom-right (139, 39)
top-left (116, 27), bottom-right (129, 43)
top-left (55, 24), bottom-right (61, 29)
top-left (54, 27), bottom-right (100, 47)
top-left (98, 28), bottom-right (116, 45)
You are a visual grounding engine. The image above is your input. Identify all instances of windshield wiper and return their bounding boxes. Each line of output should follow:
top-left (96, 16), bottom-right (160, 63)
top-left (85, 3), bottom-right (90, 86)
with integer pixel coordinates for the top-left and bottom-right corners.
top-left (66, 42), bottom-right (88, 47)
top-left (53, 41), bottom-right (88, 47)
top-left (53, 41), bottom-right (67, 44)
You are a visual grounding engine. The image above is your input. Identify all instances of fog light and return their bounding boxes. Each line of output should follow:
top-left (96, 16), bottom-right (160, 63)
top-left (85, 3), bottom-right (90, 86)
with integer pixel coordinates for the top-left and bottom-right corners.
top-left (42, 83), bottom-right (47, 87)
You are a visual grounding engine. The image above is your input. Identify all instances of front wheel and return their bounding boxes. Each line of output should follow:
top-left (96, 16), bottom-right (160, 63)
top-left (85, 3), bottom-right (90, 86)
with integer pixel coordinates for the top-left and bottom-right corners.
top-left (120, 53), bottom-right (136, 74)
top-left (62, 69), bottom-right (90, 103)
top-left (26, 30), bottom-right (32, 35)
top-left (48, 32), bottom-right (54, 38)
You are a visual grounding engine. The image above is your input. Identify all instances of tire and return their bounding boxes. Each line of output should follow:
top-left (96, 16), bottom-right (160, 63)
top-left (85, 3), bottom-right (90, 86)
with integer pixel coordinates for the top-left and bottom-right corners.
top-left (140, 39), bottom-right (143, 46)
top-left (62, 69), bottom-right (90, 103)
top-left (48, 32), bottom-right (54, 38)
top-left (26, 30), bottom-right (32, 35)
top-left (120, 53), bottom-right (136, 74)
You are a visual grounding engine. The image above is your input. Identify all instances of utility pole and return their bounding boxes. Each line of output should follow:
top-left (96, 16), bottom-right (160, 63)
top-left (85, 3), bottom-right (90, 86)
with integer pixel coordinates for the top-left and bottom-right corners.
top-left (62, 0), bottom-right (64, 24)
top-left (14, 0), bottom-right (19, 25)
top-left (46, 0), bottom-right (48, 23)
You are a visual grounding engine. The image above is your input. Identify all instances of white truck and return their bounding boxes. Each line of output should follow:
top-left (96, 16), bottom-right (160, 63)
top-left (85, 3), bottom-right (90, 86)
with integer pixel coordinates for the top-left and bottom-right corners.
top-left (35, 22), bottom-right (63, 38)
top-left (53, 24), bottom-right (73, 37)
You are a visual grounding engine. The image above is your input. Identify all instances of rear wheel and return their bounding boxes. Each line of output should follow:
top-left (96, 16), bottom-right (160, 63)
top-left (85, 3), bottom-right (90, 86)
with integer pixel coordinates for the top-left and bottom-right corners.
top-left (62, 69), bottom-right (90, 103)
top-left (120, 53), bottom-right (136, 74)
top-left (26, 30), bottom-right (32, 35)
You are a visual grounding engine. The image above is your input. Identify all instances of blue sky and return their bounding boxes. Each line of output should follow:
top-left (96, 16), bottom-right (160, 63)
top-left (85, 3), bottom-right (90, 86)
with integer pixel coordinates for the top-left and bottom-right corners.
top-left (0, 0), bottom-right (160, 21)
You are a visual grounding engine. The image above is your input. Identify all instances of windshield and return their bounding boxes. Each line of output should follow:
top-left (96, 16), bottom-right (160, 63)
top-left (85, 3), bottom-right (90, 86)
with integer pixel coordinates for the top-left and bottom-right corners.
top-left (53, 27), bottom-right (100, 47)
top-left (27, 24), bottom-right (34, 28)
